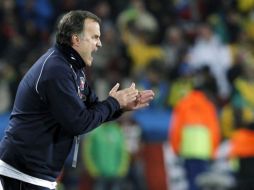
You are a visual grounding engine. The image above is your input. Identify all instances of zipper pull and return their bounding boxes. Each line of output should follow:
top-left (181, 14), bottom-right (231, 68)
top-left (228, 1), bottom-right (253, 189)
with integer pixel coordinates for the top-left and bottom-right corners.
top-left (72, 135), bottom-right (80, 168)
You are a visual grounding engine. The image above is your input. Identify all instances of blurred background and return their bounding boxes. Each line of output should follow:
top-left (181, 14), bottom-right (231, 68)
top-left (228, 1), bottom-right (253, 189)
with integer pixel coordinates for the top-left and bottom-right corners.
top-left (1, 0), bottom-right (254, 189)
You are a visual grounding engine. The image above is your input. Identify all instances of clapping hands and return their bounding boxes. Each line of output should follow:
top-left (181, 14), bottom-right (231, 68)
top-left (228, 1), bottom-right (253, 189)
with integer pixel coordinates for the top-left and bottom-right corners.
top-left (109, 82), bottom-right (155, 111)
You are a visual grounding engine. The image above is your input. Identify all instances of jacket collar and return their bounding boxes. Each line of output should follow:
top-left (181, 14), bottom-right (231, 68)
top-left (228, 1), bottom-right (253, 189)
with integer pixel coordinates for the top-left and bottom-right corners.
top-left (55, 43), bottom-right (85, 70)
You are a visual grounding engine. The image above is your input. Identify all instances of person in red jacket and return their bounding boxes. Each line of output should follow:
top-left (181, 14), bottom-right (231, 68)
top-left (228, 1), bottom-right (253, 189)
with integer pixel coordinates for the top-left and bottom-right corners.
top-left (169, 88), bottom-right (220, 190)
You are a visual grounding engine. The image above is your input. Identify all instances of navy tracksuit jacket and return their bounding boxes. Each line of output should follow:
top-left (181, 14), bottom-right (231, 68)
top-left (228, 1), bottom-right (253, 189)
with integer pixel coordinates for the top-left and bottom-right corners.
top-left (0, 44), bottom-right (122, 181)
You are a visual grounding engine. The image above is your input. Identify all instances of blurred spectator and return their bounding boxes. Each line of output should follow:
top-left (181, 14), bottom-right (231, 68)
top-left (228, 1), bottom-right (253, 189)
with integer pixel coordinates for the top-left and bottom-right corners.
top-left (117, 0), bottom-right (158, 36)
top-left (218, 95), bottom-right (254, 188)
top-left (228, 125), bottom-right (254, 189)
top-left (188, 23), bottom-right (232, 103)
top-left (127, 33), bottom-right (164, 77)
top-left (116, 0), bottom-right (163, 77)
top-left (83, 121), bottom-right (130, 190)
top-left (169, 83), bottom-right (221, 190)
top-left (162, 25), bottom-right (188, 76)
top-left (221, 48), bottom-right (254, 139)
top-left (166, 56), bottom-right (194, 108)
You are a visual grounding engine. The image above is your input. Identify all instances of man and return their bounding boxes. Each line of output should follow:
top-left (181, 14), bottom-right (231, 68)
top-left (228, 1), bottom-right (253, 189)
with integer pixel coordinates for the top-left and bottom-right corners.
top-left (0, 10), bottom-right (154, 189)
top-left (169, 88), bottom-right (220, 190)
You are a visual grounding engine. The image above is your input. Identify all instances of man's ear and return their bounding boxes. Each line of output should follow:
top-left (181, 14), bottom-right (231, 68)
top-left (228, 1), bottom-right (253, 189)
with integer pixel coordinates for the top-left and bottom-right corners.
top-left (71, 34), bottom-right (80, 46)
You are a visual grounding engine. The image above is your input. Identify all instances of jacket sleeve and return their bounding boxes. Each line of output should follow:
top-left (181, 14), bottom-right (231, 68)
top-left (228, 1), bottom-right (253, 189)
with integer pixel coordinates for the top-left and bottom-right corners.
top-left (87, 85), bottom-right (124, 120)
top-left (41, 68), bottom-right (121, 136)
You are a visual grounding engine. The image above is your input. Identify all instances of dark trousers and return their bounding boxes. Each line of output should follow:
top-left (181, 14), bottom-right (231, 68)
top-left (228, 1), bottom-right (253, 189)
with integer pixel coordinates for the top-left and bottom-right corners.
top-left (0, 175), bottom-right (53, 190)
top-left (184, 159), bottom-right (210, 190)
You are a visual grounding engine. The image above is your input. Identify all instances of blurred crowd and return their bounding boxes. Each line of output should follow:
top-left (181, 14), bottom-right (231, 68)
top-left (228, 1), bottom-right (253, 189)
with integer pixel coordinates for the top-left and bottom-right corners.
top-left (1, 0), bottom-right (254, 189)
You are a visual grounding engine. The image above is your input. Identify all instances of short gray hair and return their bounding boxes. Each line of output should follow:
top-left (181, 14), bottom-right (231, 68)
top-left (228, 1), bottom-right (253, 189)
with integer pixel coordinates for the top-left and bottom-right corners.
top-left (56, 10), bottom-right (101, 46)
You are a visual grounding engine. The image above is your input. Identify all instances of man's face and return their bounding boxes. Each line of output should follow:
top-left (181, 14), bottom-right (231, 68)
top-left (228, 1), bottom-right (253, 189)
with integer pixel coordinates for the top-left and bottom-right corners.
top-left (72, 18), bottom-right (102, 66)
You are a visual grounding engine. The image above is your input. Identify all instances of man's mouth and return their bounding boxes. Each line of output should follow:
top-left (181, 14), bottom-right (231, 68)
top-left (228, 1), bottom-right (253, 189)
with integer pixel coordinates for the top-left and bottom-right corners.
top-left (91, 49), bottom-right (98, 57)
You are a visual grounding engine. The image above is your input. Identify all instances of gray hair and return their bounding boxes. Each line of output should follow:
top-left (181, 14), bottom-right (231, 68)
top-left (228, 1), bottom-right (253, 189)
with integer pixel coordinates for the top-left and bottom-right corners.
top-left (56, 10), bottom-right (101, 46)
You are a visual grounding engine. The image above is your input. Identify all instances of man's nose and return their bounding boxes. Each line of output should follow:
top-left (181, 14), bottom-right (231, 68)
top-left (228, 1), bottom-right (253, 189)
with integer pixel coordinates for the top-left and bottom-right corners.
top-left (97, 40), bottom-right (102, 48)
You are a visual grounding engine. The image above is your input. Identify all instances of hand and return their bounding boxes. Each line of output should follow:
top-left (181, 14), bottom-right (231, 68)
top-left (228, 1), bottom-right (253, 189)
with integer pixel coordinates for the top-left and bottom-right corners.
top-left (109, 83), bottom-right (139, 109)
top-left (126, 89), bottom-right (155, 110)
